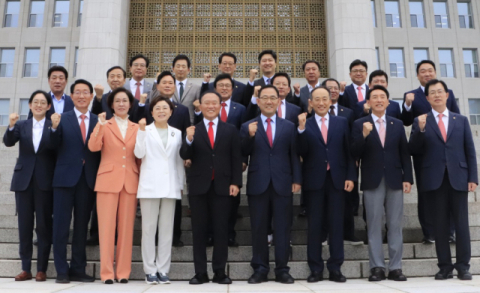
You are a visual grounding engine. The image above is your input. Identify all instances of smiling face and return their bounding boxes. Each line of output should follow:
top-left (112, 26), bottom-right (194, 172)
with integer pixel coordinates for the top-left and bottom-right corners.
top-left (48, 71), bottom-right (67, 97)
top-left (304, 62), bottom-right (320, 84)
top-left (215, 78), bottom-right (233, 101)
top-left (29, 94), bottom-right (51, 118)
top-left (426, 82), bottom-right (449, 112)
top-left (309, 88), bottom-right (331, 117)
top-left (107, 68), bottom-right (126, 90)
top-left (324, 80), bottom-right (340, 104)
top-left (112, 92), bottom-right (131, 118)
top-left (367, 89), bottom-right (389, 116)
top-left (369, 75), bottom-right (388, 88)
top-left (151, 100), bottom-right (172, 123)
top-left (172, 59), bottom-right (190, 81)
top-left (129, 57), bottom-right (147, 81)
top-left (200, 93), bottom-right (221, 120)
top-left (259, 54), bottom-right (276, 76)
top-left (257, 87), bottom-right (279, 117)
top-left (157, 75), bottom-right (175, 97)
top-left (71, 83), bottom-right (93, 112)
top-left (218, 55), bottom-right (236, 76)
top-left (417, 63), bottom-right (437, 87)
top-left (272, 76), bottom-right (290, 99)
top-left (349, 64), bottom-right (368, 85)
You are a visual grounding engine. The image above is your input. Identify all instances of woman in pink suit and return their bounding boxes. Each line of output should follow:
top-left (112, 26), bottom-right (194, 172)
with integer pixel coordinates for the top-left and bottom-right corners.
top-left (88, 87), bottom-right (139, 284)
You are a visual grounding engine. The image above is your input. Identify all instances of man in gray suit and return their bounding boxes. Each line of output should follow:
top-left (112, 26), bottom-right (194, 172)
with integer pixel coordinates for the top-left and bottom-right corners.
top-left (124, 54), bottom-right (153, 100)
top-left (171, 54), bottom-right (201, 123)
top-left (292, 60), bottom-right (322, 114)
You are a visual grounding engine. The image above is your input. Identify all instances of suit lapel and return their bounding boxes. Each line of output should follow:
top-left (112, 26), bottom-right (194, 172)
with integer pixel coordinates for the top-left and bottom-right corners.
top-left (326, 116), bottom-right (336, 144)
top-left (226, 102), bottom-right (236, 124)
top-left (124, 120), bottom-right (136, 144)
top-left (272, 117), bottom-right (284, 149)
top-left (384, 116), bottom-right (395, 148)
top-left (37, 119), bottom-right (51, 152)
top-left (148, 124), bottom-right (166, 152)
top-left (108, 118), bottom-right (125, 142)
top-left (23, 119), bottom-right (35, 152)
top-left (66, 111), bottom-right (85, 144)
top-left (308, 116), bottom-right (325, 145)
top-left (256, 115), bottom-right (271, 147)
top-left (181, 81), bottom-right (193, 102)
top-left (427, 112), bottom-right (444, 142)
top-left (198, 121), bottom-right (212, 149)
top-left (85, 113), bottom-right (97, 146)
top-left (368, 115), bottom-right (383, 147)
top-left (446, 111), bottom-right (456, 142)
top-left (214, 122), bottom-right (225, 150)
top-left (165, 125), bottom-right (176, 151)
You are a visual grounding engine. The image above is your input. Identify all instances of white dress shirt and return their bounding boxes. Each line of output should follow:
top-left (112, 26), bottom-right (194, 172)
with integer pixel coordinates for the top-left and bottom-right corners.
top-left (73, 107), bottom-right (90, 133)
top-left (130, 79), bottom-right (144, 95)
top-left (32, 117), bottom-right (45, 153)
top-left (186, 117), bottom-right (218, 144)
top-left (114, 114), bottom-right (129, 139)
top-left (431, 108), bottom-right (449, 133)
top-left (176, 79), bottom-right (188, 98)
top-left (371, 113), bottom-right (387, 133)
top-left (260, 114), bottom-right (276, 142)
top-left (51, 93), bottom-right (66, 114)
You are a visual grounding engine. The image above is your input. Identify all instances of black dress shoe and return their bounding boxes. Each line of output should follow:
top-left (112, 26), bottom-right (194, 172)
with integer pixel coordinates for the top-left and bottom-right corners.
top-left (69, 273), bottom-right (95, 282)
top-left (275, 272), bottom-right (294, 284)
top-left (103, 279), bottom-right (114, 284)
top-left (449, 235), bottom-right (456, 243)
top-left (298, 208), bottom-right (307, 217)
top-left (248, 272), bottom-right (268, 284)
top-left (172, 238), bottom-right (184, 247)
top-left (422, 237), bottom-right (435, 244)
top-left (189, 273), bottom-right (209, 284)
top-left (228, 238), bottom-right (239, 247)
top-left (457, 269), bottom-right (472, 280)
top-left (435, 269), bottom-right (453, 280)
top-left (329, 270), bottom-right (346, 282)
top-left (387, 269), bottom-right (407, 281)
top-left (307, 271), bottom-right (323, 283)
top-left (206, 237), bottom-right (214, 247)
top-left (86, 236), bottom-right (99, 246)
top-left (369, 267), bottom-right (386, 282)
top-left (212, 271), bottom-right (232, 284)
top-left (56, 275), bottom-right (70, 284)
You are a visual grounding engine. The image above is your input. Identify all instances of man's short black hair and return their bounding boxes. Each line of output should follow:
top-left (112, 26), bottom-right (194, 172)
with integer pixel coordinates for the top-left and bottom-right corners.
top-left (271, 72), bottom-right (291, 87)
top-left (106, 66), bottom-right (126, 78)
top-left (369, 70), bottom-right (389, 85)
top-left (107, 87), bottom-right (134, 114)
top-left (416, 60), bottom-right (436, 74)
top-left (366, 85), bottom-right (390, 100)
top-left (258, 84), bottom-right (280, 98)
top-left (157, 71), bottom-right (176, 84)
top-left (213, 73), bottom-right (234, 88)
top-left (48, 66), bottom-right (68, 79)
top-left (129, 54), bottom-right (149, 68)
top-left (172, 54), bottom-right (191, 68)
top-left (70, 79), bottom-right (93, 94)
top-left (425, 79), bottom-right (448, 95)
top-left (349, 59), bottom-right (368, 72)
top-left (302, 60), bottom-right (321, 71)
top-left (218, 52), bottom-right (237, 64)
top-left (321, 78), bottom-right (340, 88)
top-left (258, 50), bottom-right (277, 63)
top-left (199, 91), bottom-right (222, 103)
top-left (310, 86), bottom-right (331, 99)
top-left (29, 90), bottom-right (52, 105)
top-left (150, 96), bottom-right (175, 116)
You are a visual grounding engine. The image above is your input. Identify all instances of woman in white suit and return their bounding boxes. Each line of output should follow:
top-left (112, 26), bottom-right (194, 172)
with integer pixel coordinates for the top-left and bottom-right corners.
top-left (134, 92), bottom-right (184, 285)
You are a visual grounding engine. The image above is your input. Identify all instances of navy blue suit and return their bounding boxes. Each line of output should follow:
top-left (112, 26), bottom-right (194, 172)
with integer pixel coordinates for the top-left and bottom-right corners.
top-left (48, 110), bottom-right (101, 277)
top-left (91, 92), bottom-right (140, 122)
top-left (298, 114), bottom-right (356, 273)
top-left (28, 93), bottom-right (74, 120)
top-left (194, 100), bottom-right (246, 130)
top-left (409, 111), bottom-right (477, 272)
top-left (3, 119), bottom-right (56, 273)
top-left (245, 100), bottom-right (301, 126)
top-left (201, 79), bottom-right (246, 104)
top-left (241, 116), bottom-right (301, 275)
top-left (354, 100), bottom-right (401, 120)
top-left (339, 84), bottom-right (369, 110)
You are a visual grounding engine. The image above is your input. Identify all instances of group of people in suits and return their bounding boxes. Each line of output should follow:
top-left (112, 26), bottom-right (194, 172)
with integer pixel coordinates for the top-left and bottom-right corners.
top-left (3, 50), bottom-right (477, 285)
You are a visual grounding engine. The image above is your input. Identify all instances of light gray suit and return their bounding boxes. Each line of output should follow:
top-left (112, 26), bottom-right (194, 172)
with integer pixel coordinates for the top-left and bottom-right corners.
top-left (172, 80), bottom-right (201, 124)
top-left (124, 79), bottom-right (153, 95)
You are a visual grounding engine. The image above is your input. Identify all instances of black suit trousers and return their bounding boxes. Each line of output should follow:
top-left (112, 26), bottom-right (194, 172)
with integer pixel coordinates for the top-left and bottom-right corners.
top-left (15, 174), bottom-right (53, 273)
top-left (189, 181), bottom-right (232, 274)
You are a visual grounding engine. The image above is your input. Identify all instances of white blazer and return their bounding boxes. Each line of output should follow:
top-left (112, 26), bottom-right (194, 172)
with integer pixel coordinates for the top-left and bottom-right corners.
top-left (134, 123), bottom-right (184, 199)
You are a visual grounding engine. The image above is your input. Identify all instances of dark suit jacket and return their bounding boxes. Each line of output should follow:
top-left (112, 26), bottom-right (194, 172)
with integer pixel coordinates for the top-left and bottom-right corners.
top-left (339, 84), bottom-right (369, 110)
top-left (409, 111), bottom-right (477, 192)
top-left (241, 78), bottom-right (268, 107)
top-left (180, 120), bottom-right (242, 196)
top-left (134, 99), bottom-right (191, 136)
top-left (298, 85), bottom-right (310, 113)
top-left (298, 115), bottom-right (356, 191)
top-left (244, 100), bottom-right (301, 126)
top-left (201, 79), bottom-right (247, 105)
top-left (91, 92), bottom-right (140, 122)
top-left (28, 93), bottom-right (74, 120)
top-left (336, 105), bottom-right (354, 130)
top-left (354, 98), bottom-right (402, 120)
top-left (194, 100), bottom-right (246, 131)
top-left (3, 119), bottom-right (57, 191)
top-left (401, 87), bottom-right (460, 126)
top-left (241, 116), bottom-right (301, 196)
top-left (47, 110), bottom-right (101, 190)
top-left (351, 115), bottom-right (413, 190)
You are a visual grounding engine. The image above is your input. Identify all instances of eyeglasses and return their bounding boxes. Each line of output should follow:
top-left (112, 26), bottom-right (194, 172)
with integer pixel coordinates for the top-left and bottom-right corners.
top-left (326, 86), bottom-right (339, 91)
top-left (221, 62), bottom-right (235, 67)
top-left (258, 96), bottom-right (279, 101)
top-left (73, 91), bottom-right (91, 96)
top-left (351, 69), bottom-right (367, 74)
top-left (216, 83), bottom-right (232, 89)
top-left (132, 63), bottom-right (146, 68)
top-left (428, 89), bottom-right (446, 96)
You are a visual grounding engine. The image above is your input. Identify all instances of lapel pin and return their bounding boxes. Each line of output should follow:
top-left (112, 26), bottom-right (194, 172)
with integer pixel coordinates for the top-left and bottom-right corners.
top-left (453, 116), bottom-right (456, 119)
top-left (235, 86), bottom-right (238, 88)
top-left (391, 122), bottom-right (393, 124)
top-left (171, 132), bottom-right (175, 137)
top-left (340, 109), bottom-right (343, 111)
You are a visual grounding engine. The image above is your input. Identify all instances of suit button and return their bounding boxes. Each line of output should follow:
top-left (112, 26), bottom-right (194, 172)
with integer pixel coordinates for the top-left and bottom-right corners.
top-left (325, 160), bottom-right (328, 163)
top-left (212, 154), bottom-right (215, 156)
top-left (123, 156), bottom-right (126, 159)
top-left (326, 148), bottom-right (328, 151)
top-left (270, 154), bottom-right (272, 156)
top-left (123, 147), bottom-right (126, 150)
top-left (122, 165), bottom-right (125, 168)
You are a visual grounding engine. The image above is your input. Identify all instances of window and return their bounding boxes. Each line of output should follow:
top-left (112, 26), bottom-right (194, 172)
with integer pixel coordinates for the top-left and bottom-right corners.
top-left (77, 0), bottom-right (83, 26)
top-left (371, 1), bottom-right (376, 27)
top-left (385, 1), bottom-right (401, 27)
top-left (53, 0), bottom-right (70, 27)
top-left (49, 48), bottom-right (65, 68)
top-left (19, 99), bottom-right (29, 120)
top-left (458, 1), bottom-right (473, 29)
top-left (409, 1), bottom-right (425, 28)
top-left (4, 1), bottom-right (20, 28)
top-left (0, 49), bottom-right (15, 77)
top-left (463, 49), bottom-right (478, 78)
top-left (433, 1), bottom-right (449, 28)
top-left (73, 47), bottom-right (78, 76)
top-left (468, 99), bottom-right (480, 125)
top-left (389, 48), bottom-right (405, 78)
top-left (376, 47), bottom-right (380, 69)
top-left (413, 48), bottom-right (429, 69)
top-left (0, 100), bottom-right (10, 126)
top-left (29, 1), bottom-right (45, 27)
top-left (438, 49), bottom-right (455, 77)
top-left (24, 48), bottom-right (40, 77)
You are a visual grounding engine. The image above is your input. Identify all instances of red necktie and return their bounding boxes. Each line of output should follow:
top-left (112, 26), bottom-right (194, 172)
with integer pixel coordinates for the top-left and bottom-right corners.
top-left (357, 86), bottom-right (364, 102)
top-left (277, 101), bottom-right (283, 118)
top-left (220, 102), bottom-right (227, 122)
top-left (438, 113), bottom-right (447, 142)
top-left (266, 118), bottom-right (273, 147)
top-left (135, 82), bottom-right (141, 100)
top-left (208, 121), bottom-right (215, 179)
top-left (80, 114), bottom-right (86, 143)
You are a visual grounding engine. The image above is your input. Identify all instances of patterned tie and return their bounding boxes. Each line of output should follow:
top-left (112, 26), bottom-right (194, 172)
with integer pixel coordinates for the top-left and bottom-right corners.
top-left (220, 102), bottom-right (227, 122)
top-left (277, 101), bottom-right (283, 118)
top-left (378, 118), bottom-right (385, 147)
top-left (321, 117), bottom-right (329, 170)
top-left (329, 105), bottom-right (335, 116)
top-left (179, 82), bottom-right (184, 101)
top-left (135, 82), bottom-right (141, 100)
top-left (438, 113), bottom-right (447, 142)
top-left (266, 118), bottom-right (273, 147)
top-left (208, 121), bottom-right (215, 180)
top-left (80, 114), bottom-right (87, 144)
top-left (357, 86), bottom-right (364, 102)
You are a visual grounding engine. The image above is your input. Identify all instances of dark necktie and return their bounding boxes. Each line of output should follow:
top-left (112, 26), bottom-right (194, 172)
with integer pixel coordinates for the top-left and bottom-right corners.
top-left (266, 78), bottom-right (270, 85)
top-left (329, 105), bottom-right (335, 116)
top-left (179, 82), bottom-right (184, 101)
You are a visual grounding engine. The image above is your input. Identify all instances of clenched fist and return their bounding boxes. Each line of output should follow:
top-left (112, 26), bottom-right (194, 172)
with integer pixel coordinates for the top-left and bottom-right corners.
top-left (248, 121), bottom-right (258, 137)
top-left (339, 81), bottom-right (347, 92)
top-left (363, 102), bottom-right (371, 114)
top-left (363, 122), bottom-right (373, 138)
top-left (405, 93), bottom-right (415, 107)
top-left (138, 118), bottom-right (146, 131)
top-left (203, 73), bottom-right (212, 83)
top-left (9, 113), bottom-right (19, 128)
top-left (98, 112), bottom-right (106, 124)
top-left (293, 83), bottom-right (301, 95)
top-left (249, 68), bottom-right (259, 82)
top-left (186, 126), bottom-right (196, 142)
top-left (94, 84), bottom-right (104, 100)
top-left (140, 93), bottom-right (148, 104)
top-left (418, 114), bottom-right (427, 131)
top-left (298, 113), bottom-right (307, 130)
top-left (51, 113), bottom-right (61, 129)
top-left (253, 85), bottom-right (262, 98)
top-left (193, 99), bottom-right (200, 112)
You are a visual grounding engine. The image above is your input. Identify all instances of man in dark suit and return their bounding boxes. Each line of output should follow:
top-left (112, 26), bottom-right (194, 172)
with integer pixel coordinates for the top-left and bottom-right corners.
top-left (241, 85), bottom-right (301, 284)
top-left (293, 60), bottom-right (322, 112)
top-left (409, 79), bottom-right (477, 281)
top-left (180, 91), bottom-right (242, 285)
top-left (339, 59), bottom-right (370, 110)
top-left (402, 60), bottom-right (460, 244)
top-left (241, 50), bottom-right (278, 107)
top-left (201, 53), bottom-right (246, 105)
top-left (351, 85), bottom-right (413, 282)
top-left (297, 86), bottom-right (355, 283)
top-left (48, 79), bottom-right (101, 284)
top-left (28, 66), bottom-right (74, 120)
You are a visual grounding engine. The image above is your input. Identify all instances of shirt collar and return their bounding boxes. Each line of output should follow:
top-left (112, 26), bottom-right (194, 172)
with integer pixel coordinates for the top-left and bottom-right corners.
top-left (114, 114), bottom-right (129, 123)
top-left (221, 99), bottom-right (231, 107)
top-left (176, 79), bottom-right (188, 86)
top-left (263, 75), bottom-right (273, 85)
top-left (203, 117), bottom-right (219, 127)
top-left (50, 92), bottom-right (65, 101)
top-left (261, 114), bottom-right (276, 123)
top-left (371, 112), bottom-right (386, 122)
top-left (315, 113), bottom-right (329, 123)
top-left (353, 83), bottom-right (367, 90)
top-left (307, 81), bottom-right (321, 91)
top-left (33, 117), bottom-right (46, 127)
top-left (420, 85), bottom-right (425, 93)
top-left (131, 79), bottom-right (144, 86)
top-left (432, 108), bottom-right (449, 118)
top-left (74, 107), bottom-right (90, 119)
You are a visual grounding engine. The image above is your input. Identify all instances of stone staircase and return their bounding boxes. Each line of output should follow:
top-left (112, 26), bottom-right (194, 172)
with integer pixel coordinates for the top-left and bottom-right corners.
top-left (2, 125), bottom-right (480, 280)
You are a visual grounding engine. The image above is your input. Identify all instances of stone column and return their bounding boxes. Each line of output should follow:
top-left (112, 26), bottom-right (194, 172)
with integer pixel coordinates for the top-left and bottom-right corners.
top-left (77, 0), bottom-right (130, 89)
top-left (325, 0), bottom-right (376, 81)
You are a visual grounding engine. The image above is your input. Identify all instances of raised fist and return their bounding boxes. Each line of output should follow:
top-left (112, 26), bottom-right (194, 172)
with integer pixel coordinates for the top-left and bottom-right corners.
top-left (248, 121), bottom-right (258, 137)
top-left (363, 122), bottom-right (373, 138)
top-left (249, 68), bottom-right (259, 82)
top-left (138, 118), bottom-right (146, 131)
top-left (418, 114), bottom-right (427, 131)
top-left (363, 102), bottom-right (371, 113)
top-left (298, 113), bottom-right (307, 130)
top-left (98, 112), bottom-right (106, 124)
top-left (9, 113), bottom-right (19, 128)
top-left (140, 93), bottom-right (148, 104)
top-left (203, 73), bottom-right (212, 83)
top-left (193, 99), bottom-right (200, 112)
top-left (405, 93), bottom-right (415, 107)
top-left (253, 85), bottom-right (262, 98)
top-left (340, 81), bottom-right (347, 92)
top-left (94, 84), bottom-right (104, 100)
top-left (293, 83), bottom-right (301, 95)
top-left (51, 113), bottom-right (61, 129)
top-left (186, 126), bottom-right (196, 142)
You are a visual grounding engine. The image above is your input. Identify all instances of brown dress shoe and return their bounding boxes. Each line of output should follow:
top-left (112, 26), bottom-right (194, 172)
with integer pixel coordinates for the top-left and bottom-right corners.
top-left (15, 271), bottom-right (32, 281)
top-left (35, 271), bottom-right (47, 282)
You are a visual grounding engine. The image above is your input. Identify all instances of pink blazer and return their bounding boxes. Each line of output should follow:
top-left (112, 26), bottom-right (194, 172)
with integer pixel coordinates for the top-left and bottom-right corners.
top-left (88, 118), bottom-right (139, 194)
